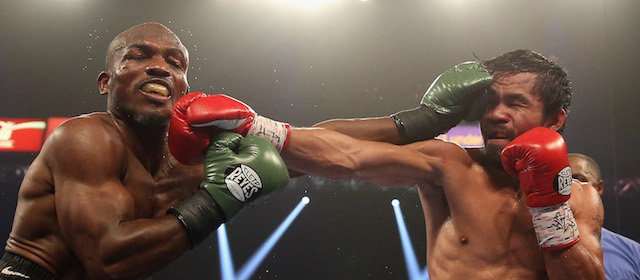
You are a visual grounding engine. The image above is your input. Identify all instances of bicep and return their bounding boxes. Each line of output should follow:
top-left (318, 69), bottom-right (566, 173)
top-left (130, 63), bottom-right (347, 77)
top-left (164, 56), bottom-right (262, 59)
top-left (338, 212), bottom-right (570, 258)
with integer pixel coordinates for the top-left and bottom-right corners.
top-left (55, 180), bottom-right (134, 248)
top-left (46, 123), bottom-right (133, 258)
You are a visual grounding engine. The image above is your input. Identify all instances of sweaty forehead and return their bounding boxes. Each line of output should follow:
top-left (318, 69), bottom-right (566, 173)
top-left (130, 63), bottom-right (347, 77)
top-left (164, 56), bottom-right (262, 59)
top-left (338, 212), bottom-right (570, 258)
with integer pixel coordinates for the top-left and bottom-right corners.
top-left (492, 72), bottom-right (537, 88)
top-left (113, 25), bottom-right (188, 56)
top-left (489, 72), bottom-right (539, 97)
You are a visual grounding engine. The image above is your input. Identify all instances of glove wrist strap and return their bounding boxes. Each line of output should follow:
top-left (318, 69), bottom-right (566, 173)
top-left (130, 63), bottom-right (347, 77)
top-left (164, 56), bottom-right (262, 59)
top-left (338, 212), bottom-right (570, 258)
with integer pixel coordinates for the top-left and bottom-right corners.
top-left (168, 188), bottom-right (226, 248)
top-left (247, 116), bottom-right (291, 152)
top-left (391, 105), bottom-right (461, 144)
top-left (528, 201), bottom-right (581, 251)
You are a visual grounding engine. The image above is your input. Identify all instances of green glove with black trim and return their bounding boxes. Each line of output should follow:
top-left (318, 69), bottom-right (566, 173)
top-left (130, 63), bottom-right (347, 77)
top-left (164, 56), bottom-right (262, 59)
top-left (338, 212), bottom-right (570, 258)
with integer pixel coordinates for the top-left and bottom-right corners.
top-left (168, 132), bottom-right (289, 248)
top-left (201, 132), bottom-right (290, 218)
top-left (392, 61), bottom-right (492, 143)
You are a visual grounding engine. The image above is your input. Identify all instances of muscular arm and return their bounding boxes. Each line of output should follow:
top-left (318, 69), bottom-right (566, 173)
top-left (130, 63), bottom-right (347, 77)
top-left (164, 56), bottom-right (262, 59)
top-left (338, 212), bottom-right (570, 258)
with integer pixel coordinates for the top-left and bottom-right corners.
top-left (48, 119), bottom-right (191, 279)
top-left (313, 117), bottom-right (403, 144)
top-left (281, 127), bottom-right (452, 187)
top-left (544, 181), bottom-right (605, 280)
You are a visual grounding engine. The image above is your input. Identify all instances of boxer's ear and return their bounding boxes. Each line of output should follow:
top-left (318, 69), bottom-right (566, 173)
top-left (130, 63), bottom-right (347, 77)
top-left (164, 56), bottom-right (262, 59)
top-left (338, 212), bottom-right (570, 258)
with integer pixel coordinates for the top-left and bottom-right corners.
top-left (545, 109), bottom-right (567, 132)
top-left (97, 71), bottom-right (110, 96)
top-left (594, 180), bottom-right (604, 196)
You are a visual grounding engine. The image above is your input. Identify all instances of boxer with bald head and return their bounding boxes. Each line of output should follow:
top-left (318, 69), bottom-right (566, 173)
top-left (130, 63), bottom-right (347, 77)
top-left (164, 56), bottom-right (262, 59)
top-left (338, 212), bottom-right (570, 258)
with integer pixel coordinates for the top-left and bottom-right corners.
top-left (175, 50), bottom-right (606, 279)
top-left (568, 153), bottom-right (604, 195)
top-left (0, 23), bottom-right (289, 280)
top-left (568, 153), bottom-right (640, 279)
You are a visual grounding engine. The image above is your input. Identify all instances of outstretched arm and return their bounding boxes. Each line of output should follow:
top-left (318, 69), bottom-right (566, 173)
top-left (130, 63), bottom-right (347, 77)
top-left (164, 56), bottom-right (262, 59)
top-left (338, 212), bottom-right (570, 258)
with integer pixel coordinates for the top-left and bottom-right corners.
top-left (314, 62), bottom-right (492, 144)
top-left (168, 61), bottom-right (493, 158)
top-left (313, 117), bottom-right (403, 144)
top-left (280, 127), bottom-right (448, 187)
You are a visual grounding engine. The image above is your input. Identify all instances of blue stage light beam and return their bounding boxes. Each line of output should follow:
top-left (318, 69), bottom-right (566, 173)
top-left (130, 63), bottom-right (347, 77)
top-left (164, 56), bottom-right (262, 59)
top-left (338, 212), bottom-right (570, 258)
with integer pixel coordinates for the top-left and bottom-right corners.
top-left (391, 199), bottom-right (423, 280)
top-left (235, 196), bottom-right (311, 280)
top-left (422, 266), bottom-right (430, 280)
top-left (217, 224), bottom-right (235, 280)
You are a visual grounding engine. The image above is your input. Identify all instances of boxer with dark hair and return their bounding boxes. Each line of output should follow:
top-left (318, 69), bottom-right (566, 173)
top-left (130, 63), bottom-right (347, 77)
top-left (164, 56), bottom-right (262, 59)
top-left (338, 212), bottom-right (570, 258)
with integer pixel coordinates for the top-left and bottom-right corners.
top-left (174, 50), bottom-right (605, 279)
top-left (0, 23), bottom-right (289, 280)
top-left (568, 153), bottom-right (640, 279)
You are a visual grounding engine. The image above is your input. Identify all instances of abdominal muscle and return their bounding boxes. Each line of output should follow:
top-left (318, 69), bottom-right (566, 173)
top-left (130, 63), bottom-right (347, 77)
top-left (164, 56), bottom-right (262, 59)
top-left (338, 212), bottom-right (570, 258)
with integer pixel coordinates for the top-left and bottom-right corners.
top-left (419, 183), bottom-right (548, 279)
top-left (426, 218), bottom-right (547, 280)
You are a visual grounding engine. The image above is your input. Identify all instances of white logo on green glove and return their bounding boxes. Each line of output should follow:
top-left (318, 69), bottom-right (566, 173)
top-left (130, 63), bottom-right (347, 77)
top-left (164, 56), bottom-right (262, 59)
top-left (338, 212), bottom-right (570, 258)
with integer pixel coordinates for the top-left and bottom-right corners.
top-left (225, 164), bottom-right (263, 202)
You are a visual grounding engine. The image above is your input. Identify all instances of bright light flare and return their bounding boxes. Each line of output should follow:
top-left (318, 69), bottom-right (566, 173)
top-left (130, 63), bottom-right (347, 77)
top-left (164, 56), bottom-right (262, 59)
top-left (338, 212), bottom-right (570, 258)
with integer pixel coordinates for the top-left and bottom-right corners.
top-left (391, 199), bottom-right (427, 280)
top-left (235, 196), bottom-right (310, 280)
top-left (217, 224), bottom-right (235, 280)
top-left (216, 196), bottom-right (311, 280)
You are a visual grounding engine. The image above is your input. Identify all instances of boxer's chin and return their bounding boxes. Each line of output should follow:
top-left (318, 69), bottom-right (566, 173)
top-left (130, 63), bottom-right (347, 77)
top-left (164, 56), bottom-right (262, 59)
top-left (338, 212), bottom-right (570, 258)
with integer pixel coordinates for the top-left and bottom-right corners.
top-left (134, 112), bottom-right (170, 129)
top-left (482, 143), bottom-right (504, 167)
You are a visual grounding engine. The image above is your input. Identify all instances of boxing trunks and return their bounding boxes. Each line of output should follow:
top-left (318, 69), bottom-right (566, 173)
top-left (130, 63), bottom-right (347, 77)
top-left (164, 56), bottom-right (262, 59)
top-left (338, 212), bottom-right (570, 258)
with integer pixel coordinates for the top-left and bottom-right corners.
top-left (0, 252), bottom-right (54, 280)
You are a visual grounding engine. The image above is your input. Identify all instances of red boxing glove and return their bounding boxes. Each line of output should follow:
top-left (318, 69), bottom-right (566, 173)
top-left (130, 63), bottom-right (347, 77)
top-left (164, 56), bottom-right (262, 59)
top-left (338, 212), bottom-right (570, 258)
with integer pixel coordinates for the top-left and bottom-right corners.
top-left (185, 94), bottom-right (257, 135)
top-left (169, 92), bottom-right (211, 165)
top-left (501, 127), bottom-right (573, 207)
top-left (187, 94), bottom-right (291, 152)
top-left (168, 93), bottom-right (291, 165)
top-left (501, 127), bottom-right (579, 251)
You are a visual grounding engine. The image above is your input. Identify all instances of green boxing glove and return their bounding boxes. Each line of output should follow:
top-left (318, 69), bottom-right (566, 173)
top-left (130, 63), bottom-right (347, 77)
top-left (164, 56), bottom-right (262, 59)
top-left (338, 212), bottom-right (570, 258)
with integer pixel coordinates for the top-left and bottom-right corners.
top-left (391, 61), bottom-right (492, 143)
top-left (168, 132), bottom-right (290, 247)
top-left (201, 132), bottom-right (290, 218)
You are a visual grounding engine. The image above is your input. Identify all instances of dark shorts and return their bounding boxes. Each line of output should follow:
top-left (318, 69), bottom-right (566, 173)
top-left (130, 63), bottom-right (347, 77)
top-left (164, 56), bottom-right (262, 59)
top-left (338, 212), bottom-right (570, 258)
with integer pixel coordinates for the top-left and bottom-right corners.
top-left (0, 252), bottom-right (55, 280)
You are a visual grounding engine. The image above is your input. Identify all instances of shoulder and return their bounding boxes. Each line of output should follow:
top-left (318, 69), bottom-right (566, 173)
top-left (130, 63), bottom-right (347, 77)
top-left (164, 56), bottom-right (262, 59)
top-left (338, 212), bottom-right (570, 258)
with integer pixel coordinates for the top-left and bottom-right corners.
top-left (568, 180), bottom-right (605, 244)
top-left (568, 180), bottom-right (603, 212)
top-left (568, 180), bottom-right (604, 227)
top-left (42, 113), bottom-right (126, 170)
top-left (45, 113), bottom-right (120, 148)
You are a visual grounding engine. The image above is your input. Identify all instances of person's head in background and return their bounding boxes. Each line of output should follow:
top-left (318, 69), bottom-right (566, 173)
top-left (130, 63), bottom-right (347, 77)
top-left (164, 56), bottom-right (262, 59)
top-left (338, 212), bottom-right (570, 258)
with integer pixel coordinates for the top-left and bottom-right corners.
top-left (568, 153), bottom-right (604, 195)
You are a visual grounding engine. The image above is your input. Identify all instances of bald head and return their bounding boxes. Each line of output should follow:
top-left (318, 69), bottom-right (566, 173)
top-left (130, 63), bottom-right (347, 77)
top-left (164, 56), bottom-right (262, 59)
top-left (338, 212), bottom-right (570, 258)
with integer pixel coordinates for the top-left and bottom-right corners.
top-left (105, 22), bottom-right (188, 70)
top-left (568, 153), bottom-right (604, 195)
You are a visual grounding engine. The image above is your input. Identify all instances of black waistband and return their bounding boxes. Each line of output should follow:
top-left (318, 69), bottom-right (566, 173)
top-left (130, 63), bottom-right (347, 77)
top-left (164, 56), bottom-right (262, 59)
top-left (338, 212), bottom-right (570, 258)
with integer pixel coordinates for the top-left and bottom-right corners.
top-left (0, 252), bottom-right (55, 280)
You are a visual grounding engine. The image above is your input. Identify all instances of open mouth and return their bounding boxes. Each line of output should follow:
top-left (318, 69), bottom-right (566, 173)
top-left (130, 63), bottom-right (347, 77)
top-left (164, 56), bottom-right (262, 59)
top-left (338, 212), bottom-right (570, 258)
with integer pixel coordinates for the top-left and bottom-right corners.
top-left (484, 132), bottom-right (512, 147)
top-left (139, 80), bottom-right (173, 102)
top-left (487, 132), bottom-right (509, 140)
top-left (141, 82), bottom-right (170, 97)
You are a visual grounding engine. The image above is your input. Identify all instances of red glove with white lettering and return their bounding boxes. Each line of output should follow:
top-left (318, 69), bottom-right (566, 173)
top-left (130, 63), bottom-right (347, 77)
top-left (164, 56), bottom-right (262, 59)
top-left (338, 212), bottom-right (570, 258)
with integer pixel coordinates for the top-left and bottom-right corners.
top-left (501, 127), bottom-right (579, 251)
top-left (168, 92), bottom-right (291, 165)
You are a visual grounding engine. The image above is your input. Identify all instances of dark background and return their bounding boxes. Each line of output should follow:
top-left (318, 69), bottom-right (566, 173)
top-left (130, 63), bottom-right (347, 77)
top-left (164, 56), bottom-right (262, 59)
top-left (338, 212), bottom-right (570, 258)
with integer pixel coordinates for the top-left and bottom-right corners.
top-left (1, 1), bottom-right (639, 279)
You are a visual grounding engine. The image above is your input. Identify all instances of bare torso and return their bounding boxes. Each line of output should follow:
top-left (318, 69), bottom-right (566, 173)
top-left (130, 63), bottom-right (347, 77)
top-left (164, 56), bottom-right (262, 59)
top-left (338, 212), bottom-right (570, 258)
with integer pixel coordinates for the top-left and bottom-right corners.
top-left (418, 147), bottom-right (597, 280)
top-left (5, 113), bottom-right (202, 279)
top-left (300, 116), bottom-right (604, 279)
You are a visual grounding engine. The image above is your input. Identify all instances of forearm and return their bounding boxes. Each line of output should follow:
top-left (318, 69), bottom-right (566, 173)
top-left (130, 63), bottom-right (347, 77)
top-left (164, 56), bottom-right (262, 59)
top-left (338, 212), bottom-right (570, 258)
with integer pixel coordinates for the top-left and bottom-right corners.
top-left (544, 243), bottom-right (605, 280)
top-left (88, 190), bottom-right (224, 279)
top-left (313, 117), bottom-right (403, 144)
top-left (312, 107), bottom-right (459, 145)
top-left (282, 127), bottom-right (435, 186)
top-left (89, 215), bottom-right (194, 279)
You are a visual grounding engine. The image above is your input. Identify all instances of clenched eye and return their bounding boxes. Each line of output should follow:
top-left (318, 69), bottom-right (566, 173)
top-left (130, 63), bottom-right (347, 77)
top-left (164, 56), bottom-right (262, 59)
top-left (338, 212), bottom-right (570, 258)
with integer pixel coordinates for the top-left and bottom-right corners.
top-left (167, 58), bottom-right (184, 69)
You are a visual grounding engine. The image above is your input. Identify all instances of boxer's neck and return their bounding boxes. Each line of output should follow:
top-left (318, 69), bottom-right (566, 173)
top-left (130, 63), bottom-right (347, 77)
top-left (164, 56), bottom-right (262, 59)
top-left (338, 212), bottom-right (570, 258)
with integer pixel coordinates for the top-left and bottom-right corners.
top-left (110, 114), bottom-right (169, 171)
